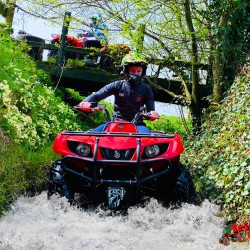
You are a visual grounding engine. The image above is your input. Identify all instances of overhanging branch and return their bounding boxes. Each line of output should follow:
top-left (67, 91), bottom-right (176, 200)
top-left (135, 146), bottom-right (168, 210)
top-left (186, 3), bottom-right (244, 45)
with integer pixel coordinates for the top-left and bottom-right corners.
top-left (145, 76), bottom-right (180, 99)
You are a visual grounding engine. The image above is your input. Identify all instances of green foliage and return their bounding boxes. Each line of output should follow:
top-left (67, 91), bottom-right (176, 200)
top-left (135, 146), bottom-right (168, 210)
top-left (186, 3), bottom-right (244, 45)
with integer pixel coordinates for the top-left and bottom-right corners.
top-left (0, 29), bottom-right (89, 148)
top-left (65, 88), bottom-right (84, 102)
top-left (0, 130), bottom-right (57, 216)
top-left (47, 56), bottom-right (56, 64)
top-left (66, 59), bottom-right (86, 68)
top-left (184, 71), bottom-right (250, 221)
top-left (0, 27), bottom-right (92, 216)
top-left (211, 0), bottom-right (250, 90)
top-left (145, 115), bottom-right (192, 140)
top-left (103, 44), bottom-right (130, 67)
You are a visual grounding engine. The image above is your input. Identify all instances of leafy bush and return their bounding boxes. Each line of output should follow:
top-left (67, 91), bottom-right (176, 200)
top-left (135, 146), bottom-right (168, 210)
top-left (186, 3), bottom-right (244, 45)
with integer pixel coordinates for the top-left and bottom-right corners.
top-left (0, 28), bottom-right (89, 148)
top-left (0, 129), bottom-right (57, 216)
top-left (0, 25), bottom-right (90, 215)
top-left (184, 72), bottom-right (250, 222)
top-left (67, 59), bottom-right (86, 68)
top-left (145, 115), bottom-right (192, 140)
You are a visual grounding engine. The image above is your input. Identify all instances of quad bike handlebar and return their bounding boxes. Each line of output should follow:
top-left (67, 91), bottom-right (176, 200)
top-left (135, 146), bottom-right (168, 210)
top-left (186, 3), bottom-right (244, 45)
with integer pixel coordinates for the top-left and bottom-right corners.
top-left (76, 102), bottom-right (160, 123)
top-left (141, 111), bottom-right (160, 121)
top-left (75, 102), bottom-right (106, 113)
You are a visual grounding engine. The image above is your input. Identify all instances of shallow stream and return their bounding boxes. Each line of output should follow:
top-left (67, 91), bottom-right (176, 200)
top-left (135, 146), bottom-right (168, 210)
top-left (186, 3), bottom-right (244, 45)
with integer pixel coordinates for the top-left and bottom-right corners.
top-left (0, 192), bottom-right (249, 250)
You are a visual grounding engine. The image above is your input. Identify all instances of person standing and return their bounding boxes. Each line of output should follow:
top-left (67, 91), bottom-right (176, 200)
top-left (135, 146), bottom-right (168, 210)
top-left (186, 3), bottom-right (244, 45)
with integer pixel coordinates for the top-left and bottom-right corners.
top-left (89, 14), bottom-right (109, 45)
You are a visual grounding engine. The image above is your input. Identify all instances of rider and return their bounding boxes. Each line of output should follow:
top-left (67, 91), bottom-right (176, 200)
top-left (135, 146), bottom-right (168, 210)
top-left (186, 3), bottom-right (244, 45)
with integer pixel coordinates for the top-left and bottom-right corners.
top-left (79, 52), bottom-right (159, 133)
top-left (89, 14), bottom-right (109, 45)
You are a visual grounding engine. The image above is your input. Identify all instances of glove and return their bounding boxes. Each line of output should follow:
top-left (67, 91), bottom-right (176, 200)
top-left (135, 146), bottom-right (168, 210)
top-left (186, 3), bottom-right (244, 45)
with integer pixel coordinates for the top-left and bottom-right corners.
top-left (78, 101), bottom-right (91, 109)
top-left (149, 111), bottom-right (160, 121)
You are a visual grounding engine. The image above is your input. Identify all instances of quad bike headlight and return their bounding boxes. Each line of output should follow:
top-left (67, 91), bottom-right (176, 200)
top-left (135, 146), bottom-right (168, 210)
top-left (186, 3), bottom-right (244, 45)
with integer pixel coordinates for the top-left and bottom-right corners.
top-left (145, 145), bottom-right (160, 158)
top-left (76, 143), bottom-right (91, 157)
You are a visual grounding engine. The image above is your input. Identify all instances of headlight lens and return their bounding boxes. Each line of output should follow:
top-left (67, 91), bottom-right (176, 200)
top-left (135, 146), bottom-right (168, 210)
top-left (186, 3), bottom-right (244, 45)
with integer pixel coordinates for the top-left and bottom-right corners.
top-left (76, 143), bottom-right (91, 157)
top-left (145, 145), bottom-right (160, 158)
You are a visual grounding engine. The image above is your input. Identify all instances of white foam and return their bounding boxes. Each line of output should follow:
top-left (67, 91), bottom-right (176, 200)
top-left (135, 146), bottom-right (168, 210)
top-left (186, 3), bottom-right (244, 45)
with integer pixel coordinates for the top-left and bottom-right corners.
top-left (0, 192), bottom-right (248, 250)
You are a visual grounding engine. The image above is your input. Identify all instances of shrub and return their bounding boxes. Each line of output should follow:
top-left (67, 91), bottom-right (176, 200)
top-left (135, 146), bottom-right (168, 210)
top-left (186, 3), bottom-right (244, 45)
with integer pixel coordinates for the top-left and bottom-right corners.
top-left (184, 72), bottom-right (250, 222)
top-left (0, 29), bottom-right (89, 148)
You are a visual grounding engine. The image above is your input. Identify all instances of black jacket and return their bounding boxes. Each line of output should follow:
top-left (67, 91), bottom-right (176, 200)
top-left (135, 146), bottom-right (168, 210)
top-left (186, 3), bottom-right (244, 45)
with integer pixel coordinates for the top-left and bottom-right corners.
top-left (84, 80), bottom-right (155, 122)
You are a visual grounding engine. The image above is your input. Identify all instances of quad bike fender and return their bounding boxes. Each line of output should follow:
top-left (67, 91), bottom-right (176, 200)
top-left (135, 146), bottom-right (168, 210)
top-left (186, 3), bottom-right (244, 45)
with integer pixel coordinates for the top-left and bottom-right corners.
top-left (139, 134), bottom-right (184, 159)
top-left (52, 131), bottom-right (71, 156)
top-left (52, 131), bottom-right (97, 156)
top-left (165, 134), bottom-right (184, 158)
top-left (51, 34), bottom-right (61, 40)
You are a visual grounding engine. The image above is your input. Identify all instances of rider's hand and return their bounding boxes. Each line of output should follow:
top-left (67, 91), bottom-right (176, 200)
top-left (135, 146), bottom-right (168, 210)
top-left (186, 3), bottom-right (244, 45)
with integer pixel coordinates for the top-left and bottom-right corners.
top-left (149, 111), bottom-right (160, 121)
top-left (78, 101), bottom-right (91, 109)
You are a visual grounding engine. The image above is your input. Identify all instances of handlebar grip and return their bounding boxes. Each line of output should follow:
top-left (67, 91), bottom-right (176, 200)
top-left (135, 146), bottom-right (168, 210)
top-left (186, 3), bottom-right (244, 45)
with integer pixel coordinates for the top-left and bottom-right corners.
top-left (142, 112), bottom-right (160, 121)
top-left (75, 102), bottom-right (106, 113)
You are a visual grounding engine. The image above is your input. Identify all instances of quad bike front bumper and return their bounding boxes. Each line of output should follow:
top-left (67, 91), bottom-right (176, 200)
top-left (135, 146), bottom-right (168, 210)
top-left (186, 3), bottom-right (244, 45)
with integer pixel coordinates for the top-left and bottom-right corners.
top-left (61, 155), bottom-right (173, 186)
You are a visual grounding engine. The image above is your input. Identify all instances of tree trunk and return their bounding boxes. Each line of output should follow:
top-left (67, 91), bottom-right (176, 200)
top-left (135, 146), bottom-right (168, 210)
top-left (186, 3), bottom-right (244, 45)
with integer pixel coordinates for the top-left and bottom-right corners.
top-left (212, 51), bottom-right (223, 103)
top-left (184, 0), bottom-right (201, 131)
top-left (0, 0), bottom-right (16, 27)
top-left (212, 10), bottom-right (228, 104)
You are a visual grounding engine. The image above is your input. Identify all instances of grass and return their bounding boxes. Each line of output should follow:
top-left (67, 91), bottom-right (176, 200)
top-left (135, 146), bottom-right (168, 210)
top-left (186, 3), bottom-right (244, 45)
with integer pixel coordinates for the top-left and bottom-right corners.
top-left (0, 129), bottom-right (58, 216)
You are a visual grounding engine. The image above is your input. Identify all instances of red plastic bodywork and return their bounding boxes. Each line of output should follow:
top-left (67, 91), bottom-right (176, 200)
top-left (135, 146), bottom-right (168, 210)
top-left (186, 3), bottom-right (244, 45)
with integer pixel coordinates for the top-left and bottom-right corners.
top-left (51, 34), bottom-right (84, 47)
top-left (52, 120), bottom-right (184, 173)
top-left (50, 34), bottom-right (131, 53)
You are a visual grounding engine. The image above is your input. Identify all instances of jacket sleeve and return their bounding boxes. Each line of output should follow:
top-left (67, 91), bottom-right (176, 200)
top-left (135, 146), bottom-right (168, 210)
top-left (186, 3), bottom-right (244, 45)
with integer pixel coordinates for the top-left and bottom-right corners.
top-left (84, 81), bottom-right (119, 102)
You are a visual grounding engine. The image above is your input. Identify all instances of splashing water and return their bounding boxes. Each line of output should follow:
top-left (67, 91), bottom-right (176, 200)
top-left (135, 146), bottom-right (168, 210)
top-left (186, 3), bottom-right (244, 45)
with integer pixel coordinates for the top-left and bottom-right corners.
top-left (0, 192), bottom-right (248, 250)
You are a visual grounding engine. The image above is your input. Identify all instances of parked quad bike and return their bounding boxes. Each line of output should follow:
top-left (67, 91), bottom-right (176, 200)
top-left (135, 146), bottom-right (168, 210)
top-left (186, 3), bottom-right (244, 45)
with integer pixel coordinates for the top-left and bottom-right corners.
top-left (47, 32), bottom-right (130, 70)
top-left (48, 103), bottom-right (196, 209)
top-left (47, 32), bottom-right (92, 60)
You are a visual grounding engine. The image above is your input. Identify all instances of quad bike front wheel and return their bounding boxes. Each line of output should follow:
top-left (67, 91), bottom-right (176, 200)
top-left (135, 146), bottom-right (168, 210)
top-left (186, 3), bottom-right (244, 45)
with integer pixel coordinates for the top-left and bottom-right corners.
top-left (47, 40), bottom-right (59, 59)
top-left (162, 163), bottom-right (196, 204)
top-left (175, 164), bottom-right (197, 203)
top-left (47, 160), bottom-right (75, 201)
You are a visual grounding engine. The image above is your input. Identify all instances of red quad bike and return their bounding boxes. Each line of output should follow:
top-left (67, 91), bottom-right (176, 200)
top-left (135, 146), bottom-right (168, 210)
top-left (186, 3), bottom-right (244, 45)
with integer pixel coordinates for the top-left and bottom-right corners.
top-left (47, 32), bottom-right (106, 60)
top-left (47, 33), bottom-right (87, 60)
top-left (48, 103), bottom-right (196, 209)
top-left (48, 32), bottom-right (101, 59)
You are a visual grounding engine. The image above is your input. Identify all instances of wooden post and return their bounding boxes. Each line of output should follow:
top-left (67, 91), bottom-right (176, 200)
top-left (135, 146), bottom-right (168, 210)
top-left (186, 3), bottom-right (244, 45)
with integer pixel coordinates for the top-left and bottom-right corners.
top-left (57, 11), bottom-right (71, 66)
